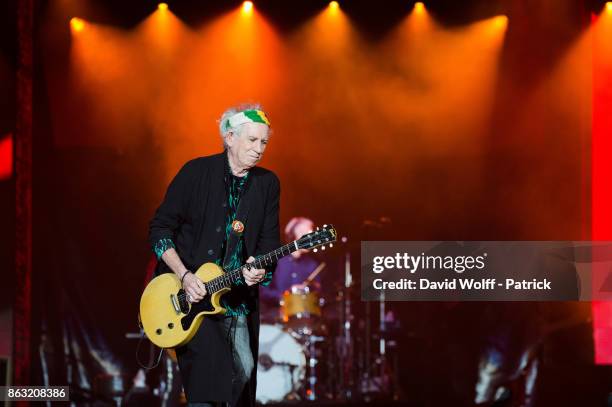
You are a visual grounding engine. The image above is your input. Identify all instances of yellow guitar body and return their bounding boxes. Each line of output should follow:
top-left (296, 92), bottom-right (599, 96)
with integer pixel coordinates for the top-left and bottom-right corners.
top-left (139, 224), bottom-right (337, 348)
top-left (139, 262), bottom-right (230, 348)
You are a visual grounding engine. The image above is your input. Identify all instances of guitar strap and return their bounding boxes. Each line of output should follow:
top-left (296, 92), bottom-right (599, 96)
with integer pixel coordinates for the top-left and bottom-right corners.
top-left (222, 175), bottom-right (256, 270)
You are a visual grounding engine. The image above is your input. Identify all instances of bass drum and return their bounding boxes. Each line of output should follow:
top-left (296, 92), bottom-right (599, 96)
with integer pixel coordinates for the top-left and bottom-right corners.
top-left (256, 324), bottom-right (306, 404)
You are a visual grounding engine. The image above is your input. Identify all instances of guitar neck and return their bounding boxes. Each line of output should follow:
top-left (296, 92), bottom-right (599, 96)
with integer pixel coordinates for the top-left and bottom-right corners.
top-left (206, 241), bottom-right (299, 291)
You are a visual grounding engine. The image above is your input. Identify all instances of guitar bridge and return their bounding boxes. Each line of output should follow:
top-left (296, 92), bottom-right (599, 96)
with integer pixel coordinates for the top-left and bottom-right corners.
top-left (170, 294), bottom-right (181, 314)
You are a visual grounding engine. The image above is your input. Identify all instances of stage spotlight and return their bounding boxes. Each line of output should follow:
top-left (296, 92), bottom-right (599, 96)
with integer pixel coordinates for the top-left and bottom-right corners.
top-left (242, 1), bottom-right (253, 13)
top-left (329, 1), bottom-right (339, 11)
top-left (70, 17), bottom-right (85, 32)
top-left (493, 15), bottom-right (508, 29)
top-left (158, 3), bottom-right (168, 11)
top-left (414, 2), bottom-right (425, 13)
top-left (607, 2), bottom-right (612, 13)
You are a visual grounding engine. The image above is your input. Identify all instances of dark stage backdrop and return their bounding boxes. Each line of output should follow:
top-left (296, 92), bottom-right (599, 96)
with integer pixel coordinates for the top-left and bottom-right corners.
top-left (24, 0), bottom-right (606, 404)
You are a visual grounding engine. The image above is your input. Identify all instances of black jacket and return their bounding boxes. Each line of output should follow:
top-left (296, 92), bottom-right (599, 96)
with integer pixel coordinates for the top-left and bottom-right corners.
top-left (149, 151), bottom-right (281, 404)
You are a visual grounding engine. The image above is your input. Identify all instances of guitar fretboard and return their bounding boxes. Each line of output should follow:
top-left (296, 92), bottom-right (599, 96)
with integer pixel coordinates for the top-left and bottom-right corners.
top-left (204, 241), bottom-right (298, 293)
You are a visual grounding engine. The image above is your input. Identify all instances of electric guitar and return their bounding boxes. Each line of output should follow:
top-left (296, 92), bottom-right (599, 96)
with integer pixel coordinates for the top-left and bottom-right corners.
top-left (139, 224), bottom-right (337, 348)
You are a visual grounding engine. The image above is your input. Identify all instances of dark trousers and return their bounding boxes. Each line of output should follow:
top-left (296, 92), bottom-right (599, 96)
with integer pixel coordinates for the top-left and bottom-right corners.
top-left (188, 315), bottom-right (254, 407)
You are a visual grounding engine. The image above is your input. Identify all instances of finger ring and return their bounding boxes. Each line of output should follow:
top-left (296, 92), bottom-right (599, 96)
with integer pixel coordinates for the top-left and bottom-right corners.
top-left (187, 294), bottom-right (193, 303)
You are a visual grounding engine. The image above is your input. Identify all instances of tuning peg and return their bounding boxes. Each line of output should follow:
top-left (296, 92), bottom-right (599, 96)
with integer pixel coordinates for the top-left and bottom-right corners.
top-left (321, 246), bottom-right (326, 250)
top-left (317, 227), bottom-right (320, 231)
top-left (313, 248), bottom-right (318, 253)
top-left (329, 243), bottom-right (333, 248)
top-left (324, 224), bottom-right (328, 227)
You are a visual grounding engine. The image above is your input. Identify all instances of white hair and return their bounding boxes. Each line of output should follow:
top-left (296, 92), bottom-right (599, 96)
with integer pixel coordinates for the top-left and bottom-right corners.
top-left (217, 103), bottom-right (271, 149)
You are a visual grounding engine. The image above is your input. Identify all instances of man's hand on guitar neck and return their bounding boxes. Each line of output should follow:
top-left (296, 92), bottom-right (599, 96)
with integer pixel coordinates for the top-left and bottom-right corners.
top-left (242, 256), bottom-right (265, 286)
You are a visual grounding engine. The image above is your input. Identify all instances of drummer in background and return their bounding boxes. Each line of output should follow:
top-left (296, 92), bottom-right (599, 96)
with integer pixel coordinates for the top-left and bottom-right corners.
top-left (260, 217), bottom-right (321, 318)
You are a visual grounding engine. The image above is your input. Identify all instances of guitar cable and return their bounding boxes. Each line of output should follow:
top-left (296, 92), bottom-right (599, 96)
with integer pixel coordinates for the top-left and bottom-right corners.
top-left (135, 313), bottom-right (165, 370)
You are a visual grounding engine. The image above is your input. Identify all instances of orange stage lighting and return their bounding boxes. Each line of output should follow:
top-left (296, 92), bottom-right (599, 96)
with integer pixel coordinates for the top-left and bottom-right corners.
top-left (329, 1), bottom-right (340, 11)
top-left (70, 17), bottom-right (85, 32)
top-left (242, 1), bottom-right (253, 14)
top-left (607, 2), bottom-right (612, 13)
top-left (414, 2), bottom-right (425, 14)
top-left (493, 15), bottom-right (508, 30)
top-left (158, 3), bottom-right (168, 11)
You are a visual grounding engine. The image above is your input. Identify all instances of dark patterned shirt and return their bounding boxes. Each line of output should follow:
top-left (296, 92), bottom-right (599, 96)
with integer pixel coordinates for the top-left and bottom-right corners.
top-left (216, 171), bottom-right (250, 316)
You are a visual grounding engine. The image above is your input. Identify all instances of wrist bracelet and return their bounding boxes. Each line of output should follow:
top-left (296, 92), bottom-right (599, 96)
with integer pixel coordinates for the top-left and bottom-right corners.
top-left (180, 271), bottom-right (191, 286)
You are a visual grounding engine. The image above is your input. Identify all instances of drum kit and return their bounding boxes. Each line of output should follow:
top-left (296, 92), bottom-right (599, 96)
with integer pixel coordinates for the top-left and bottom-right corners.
top-left (255, 249), bottom-right (402, 404)
top-left (257, 284), bottom-right (328, 404)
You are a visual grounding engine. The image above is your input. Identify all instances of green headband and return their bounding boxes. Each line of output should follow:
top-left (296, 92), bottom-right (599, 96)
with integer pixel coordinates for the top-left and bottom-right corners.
top-left (225, 109), bottom-right (271, 132)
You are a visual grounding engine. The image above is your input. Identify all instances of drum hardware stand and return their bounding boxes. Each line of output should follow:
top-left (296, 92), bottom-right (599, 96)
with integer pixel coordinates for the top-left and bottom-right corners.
top-left (338, 249), bottom-right (355, 399)
top-left (359, 290), bottom-right (399, 399)
top-left (378, 296), bottom-right (401, 400)
top-left (304, 335), bottom-right (324, 400)
top-left (379, 291), bottom-right (388, 393)
top-left (358, 219), bottom-right (399, 400)
top-left (363, 298), bottom-right (371, 397)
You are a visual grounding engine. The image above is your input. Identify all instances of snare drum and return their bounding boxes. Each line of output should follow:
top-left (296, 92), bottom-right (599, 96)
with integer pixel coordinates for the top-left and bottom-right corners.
top-left (256, 324), bottom-right (306, 404)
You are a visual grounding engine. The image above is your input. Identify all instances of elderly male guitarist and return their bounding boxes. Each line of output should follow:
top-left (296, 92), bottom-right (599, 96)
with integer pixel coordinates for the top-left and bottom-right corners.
top-left (149, 104), bottom-right (280, 407)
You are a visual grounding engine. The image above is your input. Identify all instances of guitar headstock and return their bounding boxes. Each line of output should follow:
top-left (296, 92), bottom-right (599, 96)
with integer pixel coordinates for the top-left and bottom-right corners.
top-left (297, 224), bottom-right (337, 252)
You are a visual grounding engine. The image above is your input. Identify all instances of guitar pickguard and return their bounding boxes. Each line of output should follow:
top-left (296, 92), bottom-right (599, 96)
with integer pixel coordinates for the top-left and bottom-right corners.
top-left (180, 295), bottom-right (215, 330)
